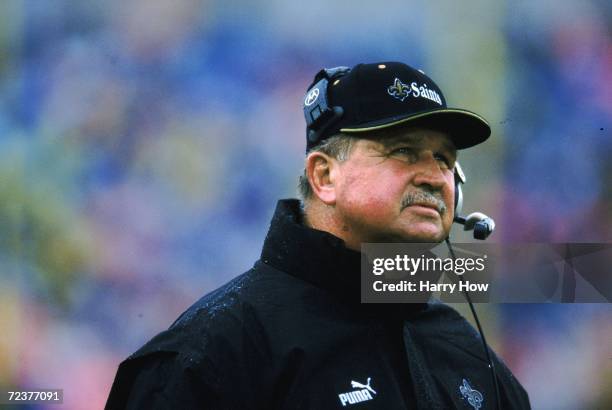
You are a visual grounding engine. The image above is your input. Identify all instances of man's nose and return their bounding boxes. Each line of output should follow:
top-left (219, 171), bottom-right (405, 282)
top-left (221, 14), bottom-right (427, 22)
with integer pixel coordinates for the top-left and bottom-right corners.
top-left (412, 152), bottom-right (447, 189)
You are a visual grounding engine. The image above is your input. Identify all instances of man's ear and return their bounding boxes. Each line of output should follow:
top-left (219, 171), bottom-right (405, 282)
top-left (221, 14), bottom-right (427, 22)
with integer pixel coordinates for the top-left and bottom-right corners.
top-left (306, 152), bottom-right (338, 205)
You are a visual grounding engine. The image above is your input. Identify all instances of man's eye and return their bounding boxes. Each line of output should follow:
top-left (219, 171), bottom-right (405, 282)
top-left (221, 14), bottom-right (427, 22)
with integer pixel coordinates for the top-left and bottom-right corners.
top-left (434, 153), bottom-right (452, 169)
top-left (389, 148), bottom-right (454, 169)
top-left (390, 147), bottom-right (417, 160)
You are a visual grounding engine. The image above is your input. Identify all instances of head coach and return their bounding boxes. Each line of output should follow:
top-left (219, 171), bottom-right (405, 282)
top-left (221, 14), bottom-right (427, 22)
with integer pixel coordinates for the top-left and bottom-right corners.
top-left (106, 62), bottom-right (530, 409)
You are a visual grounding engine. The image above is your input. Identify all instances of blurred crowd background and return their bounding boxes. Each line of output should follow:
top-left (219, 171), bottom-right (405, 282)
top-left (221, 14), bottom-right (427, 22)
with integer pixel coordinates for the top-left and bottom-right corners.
top-left (0, 0), bottom-right (610, 408)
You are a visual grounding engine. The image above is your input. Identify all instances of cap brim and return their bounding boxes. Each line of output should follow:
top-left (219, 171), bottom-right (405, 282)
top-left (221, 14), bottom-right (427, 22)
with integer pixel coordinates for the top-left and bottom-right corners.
top-left (339, 108), bottom-right (491, 149)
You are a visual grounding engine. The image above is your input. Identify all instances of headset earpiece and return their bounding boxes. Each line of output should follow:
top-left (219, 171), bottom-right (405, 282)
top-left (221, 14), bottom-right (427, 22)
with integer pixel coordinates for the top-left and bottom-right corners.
top-left (303, 67), bottom-right (351, 151)
top-left (454, 162), bottom-right (466, 215)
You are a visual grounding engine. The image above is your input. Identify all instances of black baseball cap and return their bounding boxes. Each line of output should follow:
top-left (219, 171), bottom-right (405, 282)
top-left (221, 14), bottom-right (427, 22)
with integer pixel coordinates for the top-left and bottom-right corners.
top-left (303, 61), bottom-right (491, 151)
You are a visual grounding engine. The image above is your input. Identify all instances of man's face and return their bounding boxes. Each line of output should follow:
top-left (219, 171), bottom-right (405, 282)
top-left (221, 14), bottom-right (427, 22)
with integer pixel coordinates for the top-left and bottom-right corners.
top-left (333, 127), bottom-right (457, 245)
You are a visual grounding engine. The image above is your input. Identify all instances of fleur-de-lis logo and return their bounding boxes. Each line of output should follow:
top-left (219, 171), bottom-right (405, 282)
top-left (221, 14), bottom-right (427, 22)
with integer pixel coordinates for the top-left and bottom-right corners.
top-left (387, 78), bottom-right (411, 101)
top-left (459, 379), bottom-right (483, 410)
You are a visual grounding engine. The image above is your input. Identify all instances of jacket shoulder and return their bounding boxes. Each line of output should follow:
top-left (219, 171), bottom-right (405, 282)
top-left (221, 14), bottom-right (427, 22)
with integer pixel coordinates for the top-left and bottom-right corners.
top-left (106, 263), bottom-right (302, 409)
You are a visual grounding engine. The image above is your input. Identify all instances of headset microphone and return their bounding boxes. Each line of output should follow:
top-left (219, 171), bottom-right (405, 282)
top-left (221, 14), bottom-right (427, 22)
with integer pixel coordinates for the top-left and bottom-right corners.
top-left (454, 212), bottom-right (496, 240)
top-left (452, 163), bottom-right (495, 240)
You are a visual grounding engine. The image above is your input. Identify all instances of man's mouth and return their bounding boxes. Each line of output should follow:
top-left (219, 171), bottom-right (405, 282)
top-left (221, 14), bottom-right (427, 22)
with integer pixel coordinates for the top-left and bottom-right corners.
top-left (408, 202), bottom-right (441, 212)
top-left (404, 204), bottom-right (442, 218)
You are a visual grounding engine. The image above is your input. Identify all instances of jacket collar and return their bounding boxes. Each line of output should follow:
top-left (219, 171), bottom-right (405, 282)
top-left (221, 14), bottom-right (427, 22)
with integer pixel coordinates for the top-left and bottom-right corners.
top-left (260, 199), bottom-right (426, 317)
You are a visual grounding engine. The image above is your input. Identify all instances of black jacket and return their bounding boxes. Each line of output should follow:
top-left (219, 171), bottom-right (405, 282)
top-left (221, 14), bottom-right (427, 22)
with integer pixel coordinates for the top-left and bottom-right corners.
top-left (106, 199), bottom-right (530, 410)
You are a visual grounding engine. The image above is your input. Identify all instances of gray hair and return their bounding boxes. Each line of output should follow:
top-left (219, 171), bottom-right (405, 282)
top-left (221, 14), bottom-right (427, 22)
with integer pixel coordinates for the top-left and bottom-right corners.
top-left (298, 133), bottom-right (356, 201)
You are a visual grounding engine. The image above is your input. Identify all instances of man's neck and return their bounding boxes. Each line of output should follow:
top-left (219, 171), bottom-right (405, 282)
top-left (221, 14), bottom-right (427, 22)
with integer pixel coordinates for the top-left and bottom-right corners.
top-left (303, 199), bottom-right (361, 251)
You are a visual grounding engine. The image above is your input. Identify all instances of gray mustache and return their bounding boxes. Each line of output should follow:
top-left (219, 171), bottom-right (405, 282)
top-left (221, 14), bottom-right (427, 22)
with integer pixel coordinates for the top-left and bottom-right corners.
top-left (401, 190), bottom-right (447, 214)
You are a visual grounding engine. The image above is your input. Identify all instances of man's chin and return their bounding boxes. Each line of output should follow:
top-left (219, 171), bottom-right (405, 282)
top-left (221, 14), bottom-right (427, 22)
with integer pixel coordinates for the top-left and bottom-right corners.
top-left (396, 211), bottom-right (450, 241)
top-left (396, 225), bottom-right (447, 243)
top-left (398, 234), bottom-right (444, 243)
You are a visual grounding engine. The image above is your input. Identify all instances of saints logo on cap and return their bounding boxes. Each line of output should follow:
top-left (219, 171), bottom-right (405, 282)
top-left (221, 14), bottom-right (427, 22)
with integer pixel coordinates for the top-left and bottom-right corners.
top-left (387, 78), bottom-right (411, 102)
top-left (387, 77), bottom-right (443, 106)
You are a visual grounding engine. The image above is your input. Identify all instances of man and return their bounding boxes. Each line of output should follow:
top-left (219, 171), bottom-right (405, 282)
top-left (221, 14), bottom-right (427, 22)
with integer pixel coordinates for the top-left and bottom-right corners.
top-left (106, 62), bottom-right (530, 409)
